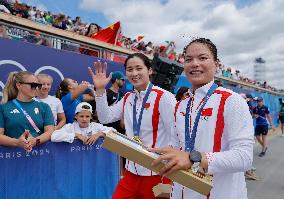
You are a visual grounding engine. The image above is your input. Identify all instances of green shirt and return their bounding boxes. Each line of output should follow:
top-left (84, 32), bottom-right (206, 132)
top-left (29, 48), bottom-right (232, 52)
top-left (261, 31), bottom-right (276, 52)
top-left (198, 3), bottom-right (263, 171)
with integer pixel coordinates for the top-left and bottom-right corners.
top-left (0, 99), bottom-right (54, 138)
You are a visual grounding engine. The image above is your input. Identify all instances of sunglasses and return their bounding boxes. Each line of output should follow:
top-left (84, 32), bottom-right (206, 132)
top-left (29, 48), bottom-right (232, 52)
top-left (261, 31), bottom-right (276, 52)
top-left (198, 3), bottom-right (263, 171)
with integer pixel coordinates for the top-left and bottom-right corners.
top-left (20, 82), bottom-right (42, 89)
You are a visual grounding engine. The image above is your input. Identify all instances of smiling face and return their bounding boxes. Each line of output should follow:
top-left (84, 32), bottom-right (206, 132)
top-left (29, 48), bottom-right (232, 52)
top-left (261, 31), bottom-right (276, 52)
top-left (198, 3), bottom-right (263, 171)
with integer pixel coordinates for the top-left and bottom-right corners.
top-left (37, 76), bottom-right (52, 96)
top-left (125, 56), bottom-right (152, 91)
top-left (16, 74), bottom-right (40, 99)
top-left (183, 42), bottom-right (218, 91)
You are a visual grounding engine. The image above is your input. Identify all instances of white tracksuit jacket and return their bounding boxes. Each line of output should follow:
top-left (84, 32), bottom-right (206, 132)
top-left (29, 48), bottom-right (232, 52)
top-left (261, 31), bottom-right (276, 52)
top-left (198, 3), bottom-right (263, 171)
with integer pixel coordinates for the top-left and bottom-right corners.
top-left (95, 84), bottom-right (176, 176)
top-left (171, 81), bottom-right (254, 199)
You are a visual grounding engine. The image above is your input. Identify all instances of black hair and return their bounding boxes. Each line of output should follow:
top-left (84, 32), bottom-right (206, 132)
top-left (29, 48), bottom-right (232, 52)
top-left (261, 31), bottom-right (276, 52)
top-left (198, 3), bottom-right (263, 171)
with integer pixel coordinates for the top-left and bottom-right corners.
top-left (55, 78), bottom-right (70, 99)
top-left (124, 53), bottom-right (152, 70)
top-left (182, 38), bottom-right (218, 61)
top-left (85, 23), bottom-right (100, 36)
top-left (175, 87), bottom-right (189, 101)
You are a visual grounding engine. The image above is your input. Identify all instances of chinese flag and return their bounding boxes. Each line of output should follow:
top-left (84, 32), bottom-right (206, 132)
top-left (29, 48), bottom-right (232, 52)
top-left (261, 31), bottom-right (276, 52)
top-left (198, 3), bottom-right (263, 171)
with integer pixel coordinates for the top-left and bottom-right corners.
top-left (137, 35), bottom-right (144, 42)
top-left (91, 21), bottom-right (121, 45)
top-left (201, 108), bottom-right (213, 117)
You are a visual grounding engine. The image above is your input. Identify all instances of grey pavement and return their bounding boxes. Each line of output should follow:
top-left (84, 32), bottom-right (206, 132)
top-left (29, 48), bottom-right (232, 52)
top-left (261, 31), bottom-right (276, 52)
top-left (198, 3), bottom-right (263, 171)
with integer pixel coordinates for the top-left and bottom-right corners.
top-left (247, 128), bottom-right (284, 199)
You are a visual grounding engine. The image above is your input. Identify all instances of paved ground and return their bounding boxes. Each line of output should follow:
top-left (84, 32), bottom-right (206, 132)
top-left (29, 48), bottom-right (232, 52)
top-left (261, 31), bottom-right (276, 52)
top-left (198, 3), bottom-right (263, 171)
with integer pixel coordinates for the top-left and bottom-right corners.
top-left (247, 128), bottom-right (284, 199)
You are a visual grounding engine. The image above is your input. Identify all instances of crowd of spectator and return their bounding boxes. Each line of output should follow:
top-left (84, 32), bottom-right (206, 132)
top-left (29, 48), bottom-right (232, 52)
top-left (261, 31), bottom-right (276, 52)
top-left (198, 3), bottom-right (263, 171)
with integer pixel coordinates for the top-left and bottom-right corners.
top-left (216, 64), bottom-right (283, 93)
top-left (0, 0), bottom-right (283, 93)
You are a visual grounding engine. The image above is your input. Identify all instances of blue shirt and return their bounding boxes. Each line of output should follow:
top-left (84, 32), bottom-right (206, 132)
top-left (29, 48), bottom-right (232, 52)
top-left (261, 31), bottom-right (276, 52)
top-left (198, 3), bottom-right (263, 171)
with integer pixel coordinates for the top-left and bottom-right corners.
top-left (61, 93), bottom-right (84, 123)
top-left (0, 99), bottom-right (54, 138)
top-left (253, 105), bottom-right (269, 126)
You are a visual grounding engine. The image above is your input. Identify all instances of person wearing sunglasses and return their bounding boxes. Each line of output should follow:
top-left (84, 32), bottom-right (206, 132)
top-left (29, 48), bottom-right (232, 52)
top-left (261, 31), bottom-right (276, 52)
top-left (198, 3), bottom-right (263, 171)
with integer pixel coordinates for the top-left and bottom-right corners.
top-left (0, 71), bottom-right (55, 151)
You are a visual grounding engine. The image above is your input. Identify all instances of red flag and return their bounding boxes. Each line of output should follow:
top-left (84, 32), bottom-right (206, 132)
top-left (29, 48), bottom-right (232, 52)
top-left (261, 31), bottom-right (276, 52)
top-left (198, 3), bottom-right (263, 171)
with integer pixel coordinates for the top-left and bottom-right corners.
top-left (91, 21), bottom-right (121, 45)
top-left (137, 35), bottom-right (144, 42)
top-left (201, 108), bottom-right (213, 117)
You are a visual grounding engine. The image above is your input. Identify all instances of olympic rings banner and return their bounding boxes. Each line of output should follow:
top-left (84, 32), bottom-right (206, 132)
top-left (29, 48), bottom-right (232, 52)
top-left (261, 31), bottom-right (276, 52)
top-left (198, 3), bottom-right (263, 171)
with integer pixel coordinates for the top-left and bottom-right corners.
top-left (0, 38), bottom-right (126, 98)
top-left (0, 139), bottom-right (120, 199)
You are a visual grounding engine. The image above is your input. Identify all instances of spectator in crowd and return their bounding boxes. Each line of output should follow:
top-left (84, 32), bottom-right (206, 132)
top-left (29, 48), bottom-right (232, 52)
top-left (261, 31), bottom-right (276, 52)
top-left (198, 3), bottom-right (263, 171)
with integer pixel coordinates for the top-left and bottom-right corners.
top-left (278, 98), bottom-right (284, 136)
top-left (0, 3), bottom-right (11, 13)
top-left (85, 23), bottom-right (100, 38)
top-left (0, 24), bottom-right (10, 38)
top-left (232, 70), bottom-right (241, 80)
top-left (36, 74), bottom-right (66, 130)
top-left (223, 67), bottom-right (232, 78)
top-left (150, 38), bottom-right (254, 199)
top-left (88, 53), bottom-right (176, 198)
top-left (44, 11), bottom-right (53, 24)
top-left (0, 71), bottom-right (54, 151)
top-left (23, 31), bottom-right (52, 47)
top-left (106, 71), bottom-right (126, 106)
top-left (55, 78), bottom-right (95, 124)
top-left (105, 71), bottom-right (126, 134)
top-left (53, 14), bottom-right (68, 30)
top-left (253, 96), bottom-right (274, 157)
top-left (79, 23), bottom-right (101, 56)
top-left (51, 102), bottom-right (112, 144)
top-left (240, 93), bottom-right (258, 180)
top-left (246, 93), bottom-right (255, 115)
top-left (175, 86), bottom-right (189, 101)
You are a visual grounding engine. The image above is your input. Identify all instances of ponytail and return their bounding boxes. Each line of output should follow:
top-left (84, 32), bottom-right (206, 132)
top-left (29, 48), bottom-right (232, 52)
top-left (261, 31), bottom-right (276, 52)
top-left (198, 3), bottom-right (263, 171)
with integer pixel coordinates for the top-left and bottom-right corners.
top-left (56, 78), bottom-right (70, 99)
top-left (1, 71), bottom-right (33, 103)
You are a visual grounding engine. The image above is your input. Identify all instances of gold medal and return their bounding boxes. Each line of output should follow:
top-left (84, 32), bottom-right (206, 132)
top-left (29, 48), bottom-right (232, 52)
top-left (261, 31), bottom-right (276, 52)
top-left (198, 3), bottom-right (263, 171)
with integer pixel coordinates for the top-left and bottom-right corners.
top-left (132, 136), bottom-right (143, 144)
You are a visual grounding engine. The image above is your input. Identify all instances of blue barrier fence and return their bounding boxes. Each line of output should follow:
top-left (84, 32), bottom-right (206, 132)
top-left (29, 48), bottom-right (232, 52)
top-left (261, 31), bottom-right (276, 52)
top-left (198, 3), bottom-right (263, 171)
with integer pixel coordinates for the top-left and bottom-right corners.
top-left (0, 139), bottom-right (120, 199)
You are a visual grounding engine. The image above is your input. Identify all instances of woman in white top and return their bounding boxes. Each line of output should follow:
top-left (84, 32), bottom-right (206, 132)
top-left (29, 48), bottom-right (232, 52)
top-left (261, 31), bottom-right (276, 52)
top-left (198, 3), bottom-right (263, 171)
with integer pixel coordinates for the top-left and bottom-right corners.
top-left (36, 74), bottom-right (66, 130)
top-left (151, 38), bottom-right (254, 199)
top-left (88, 53), bottom-right (176, 199)
top-left (51, 102), bottom-right (112, 144)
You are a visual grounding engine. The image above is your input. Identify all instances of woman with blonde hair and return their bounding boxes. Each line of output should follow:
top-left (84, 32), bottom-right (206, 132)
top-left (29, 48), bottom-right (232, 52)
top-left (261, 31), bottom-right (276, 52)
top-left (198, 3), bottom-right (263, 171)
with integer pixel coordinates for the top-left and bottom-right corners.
top-left (36, 73), bottom-right (66, 130)
top-left (0, 71), bottom-right (54, 151)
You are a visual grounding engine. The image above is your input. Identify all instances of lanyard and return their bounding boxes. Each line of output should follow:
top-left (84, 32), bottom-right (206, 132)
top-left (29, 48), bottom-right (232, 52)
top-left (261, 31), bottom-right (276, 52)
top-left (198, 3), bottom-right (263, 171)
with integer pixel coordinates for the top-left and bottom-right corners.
top-left (13, 99), bottom-right (41, 134)
top-left (184, 83), bottom-right (218, 152)
top-left (133, 83), bottom-right (153, 136)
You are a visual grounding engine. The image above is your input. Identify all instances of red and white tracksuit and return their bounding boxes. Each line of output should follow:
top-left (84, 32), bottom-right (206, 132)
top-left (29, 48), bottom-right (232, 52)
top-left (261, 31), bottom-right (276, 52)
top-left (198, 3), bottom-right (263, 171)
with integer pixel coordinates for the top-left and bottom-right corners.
top-left (171, 81), bottom-right (254, 199)
top-left (95, 83), bottom-right (176, 198)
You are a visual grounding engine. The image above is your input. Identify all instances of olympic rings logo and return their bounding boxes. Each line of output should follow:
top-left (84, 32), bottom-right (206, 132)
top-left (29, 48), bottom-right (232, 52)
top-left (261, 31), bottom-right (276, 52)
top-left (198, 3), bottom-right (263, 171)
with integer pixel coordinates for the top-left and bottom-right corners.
top-left (0, 60), bottom-right (65, 97)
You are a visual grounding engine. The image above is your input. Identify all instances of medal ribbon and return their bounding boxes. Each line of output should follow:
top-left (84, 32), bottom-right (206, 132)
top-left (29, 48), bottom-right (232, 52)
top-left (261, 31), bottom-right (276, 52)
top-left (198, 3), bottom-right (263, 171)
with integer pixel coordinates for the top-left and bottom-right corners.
top-left (133, 83), bottom-right (153, 137)
top-left (185, 83), bottom-right (218, 152)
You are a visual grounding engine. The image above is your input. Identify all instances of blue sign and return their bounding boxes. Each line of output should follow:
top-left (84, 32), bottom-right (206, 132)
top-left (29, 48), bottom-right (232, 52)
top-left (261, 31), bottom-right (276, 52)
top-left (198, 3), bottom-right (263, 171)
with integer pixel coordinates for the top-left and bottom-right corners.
top-left (0, 38), bottom-right (127, 97)
top-left (0, 139), bottom-right (119, 199)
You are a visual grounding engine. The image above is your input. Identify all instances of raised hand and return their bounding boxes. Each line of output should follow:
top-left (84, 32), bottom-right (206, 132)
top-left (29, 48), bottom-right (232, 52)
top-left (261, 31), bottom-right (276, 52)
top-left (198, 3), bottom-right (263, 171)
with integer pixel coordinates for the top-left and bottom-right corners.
top-left (88, 60), bottom-right (112, 90)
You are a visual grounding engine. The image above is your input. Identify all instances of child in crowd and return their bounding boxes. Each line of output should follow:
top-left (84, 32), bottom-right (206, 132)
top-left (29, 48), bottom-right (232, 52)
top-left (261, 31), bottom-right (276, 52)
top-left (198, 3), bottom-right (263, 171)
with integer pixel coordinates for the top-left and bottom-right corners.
top-left (51, 102), bottom-right (112, 144)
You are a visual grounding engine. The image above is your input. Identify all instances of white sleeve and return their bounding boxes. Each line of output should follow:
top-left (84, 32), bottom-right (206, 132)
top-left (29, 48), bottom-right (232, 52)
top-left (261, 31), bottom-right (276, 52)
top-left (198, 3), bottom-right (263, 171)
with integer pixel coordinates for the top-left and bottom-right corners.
top-left (90, 122), bottom-right (114, 134)
top-left (51, 124), bottom-right (75, 143)
top-left (56, 98), bottom-right (64, 114)
top-left (207, 94), bottom-right (254, 174)
top-left (159, 91), bottom-right (177, 147)
top-left (95, 91), bottom-right (124, 124)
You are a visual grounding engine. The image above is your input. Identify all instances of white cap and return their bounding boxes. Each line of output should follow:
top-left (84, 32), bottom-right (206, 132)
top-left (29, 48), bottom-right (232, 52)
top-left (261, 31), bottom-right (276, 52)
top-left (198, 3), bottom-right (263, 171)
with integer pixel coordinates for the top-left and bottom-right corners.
top-left (75, 102), bottom-right (93, 114)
